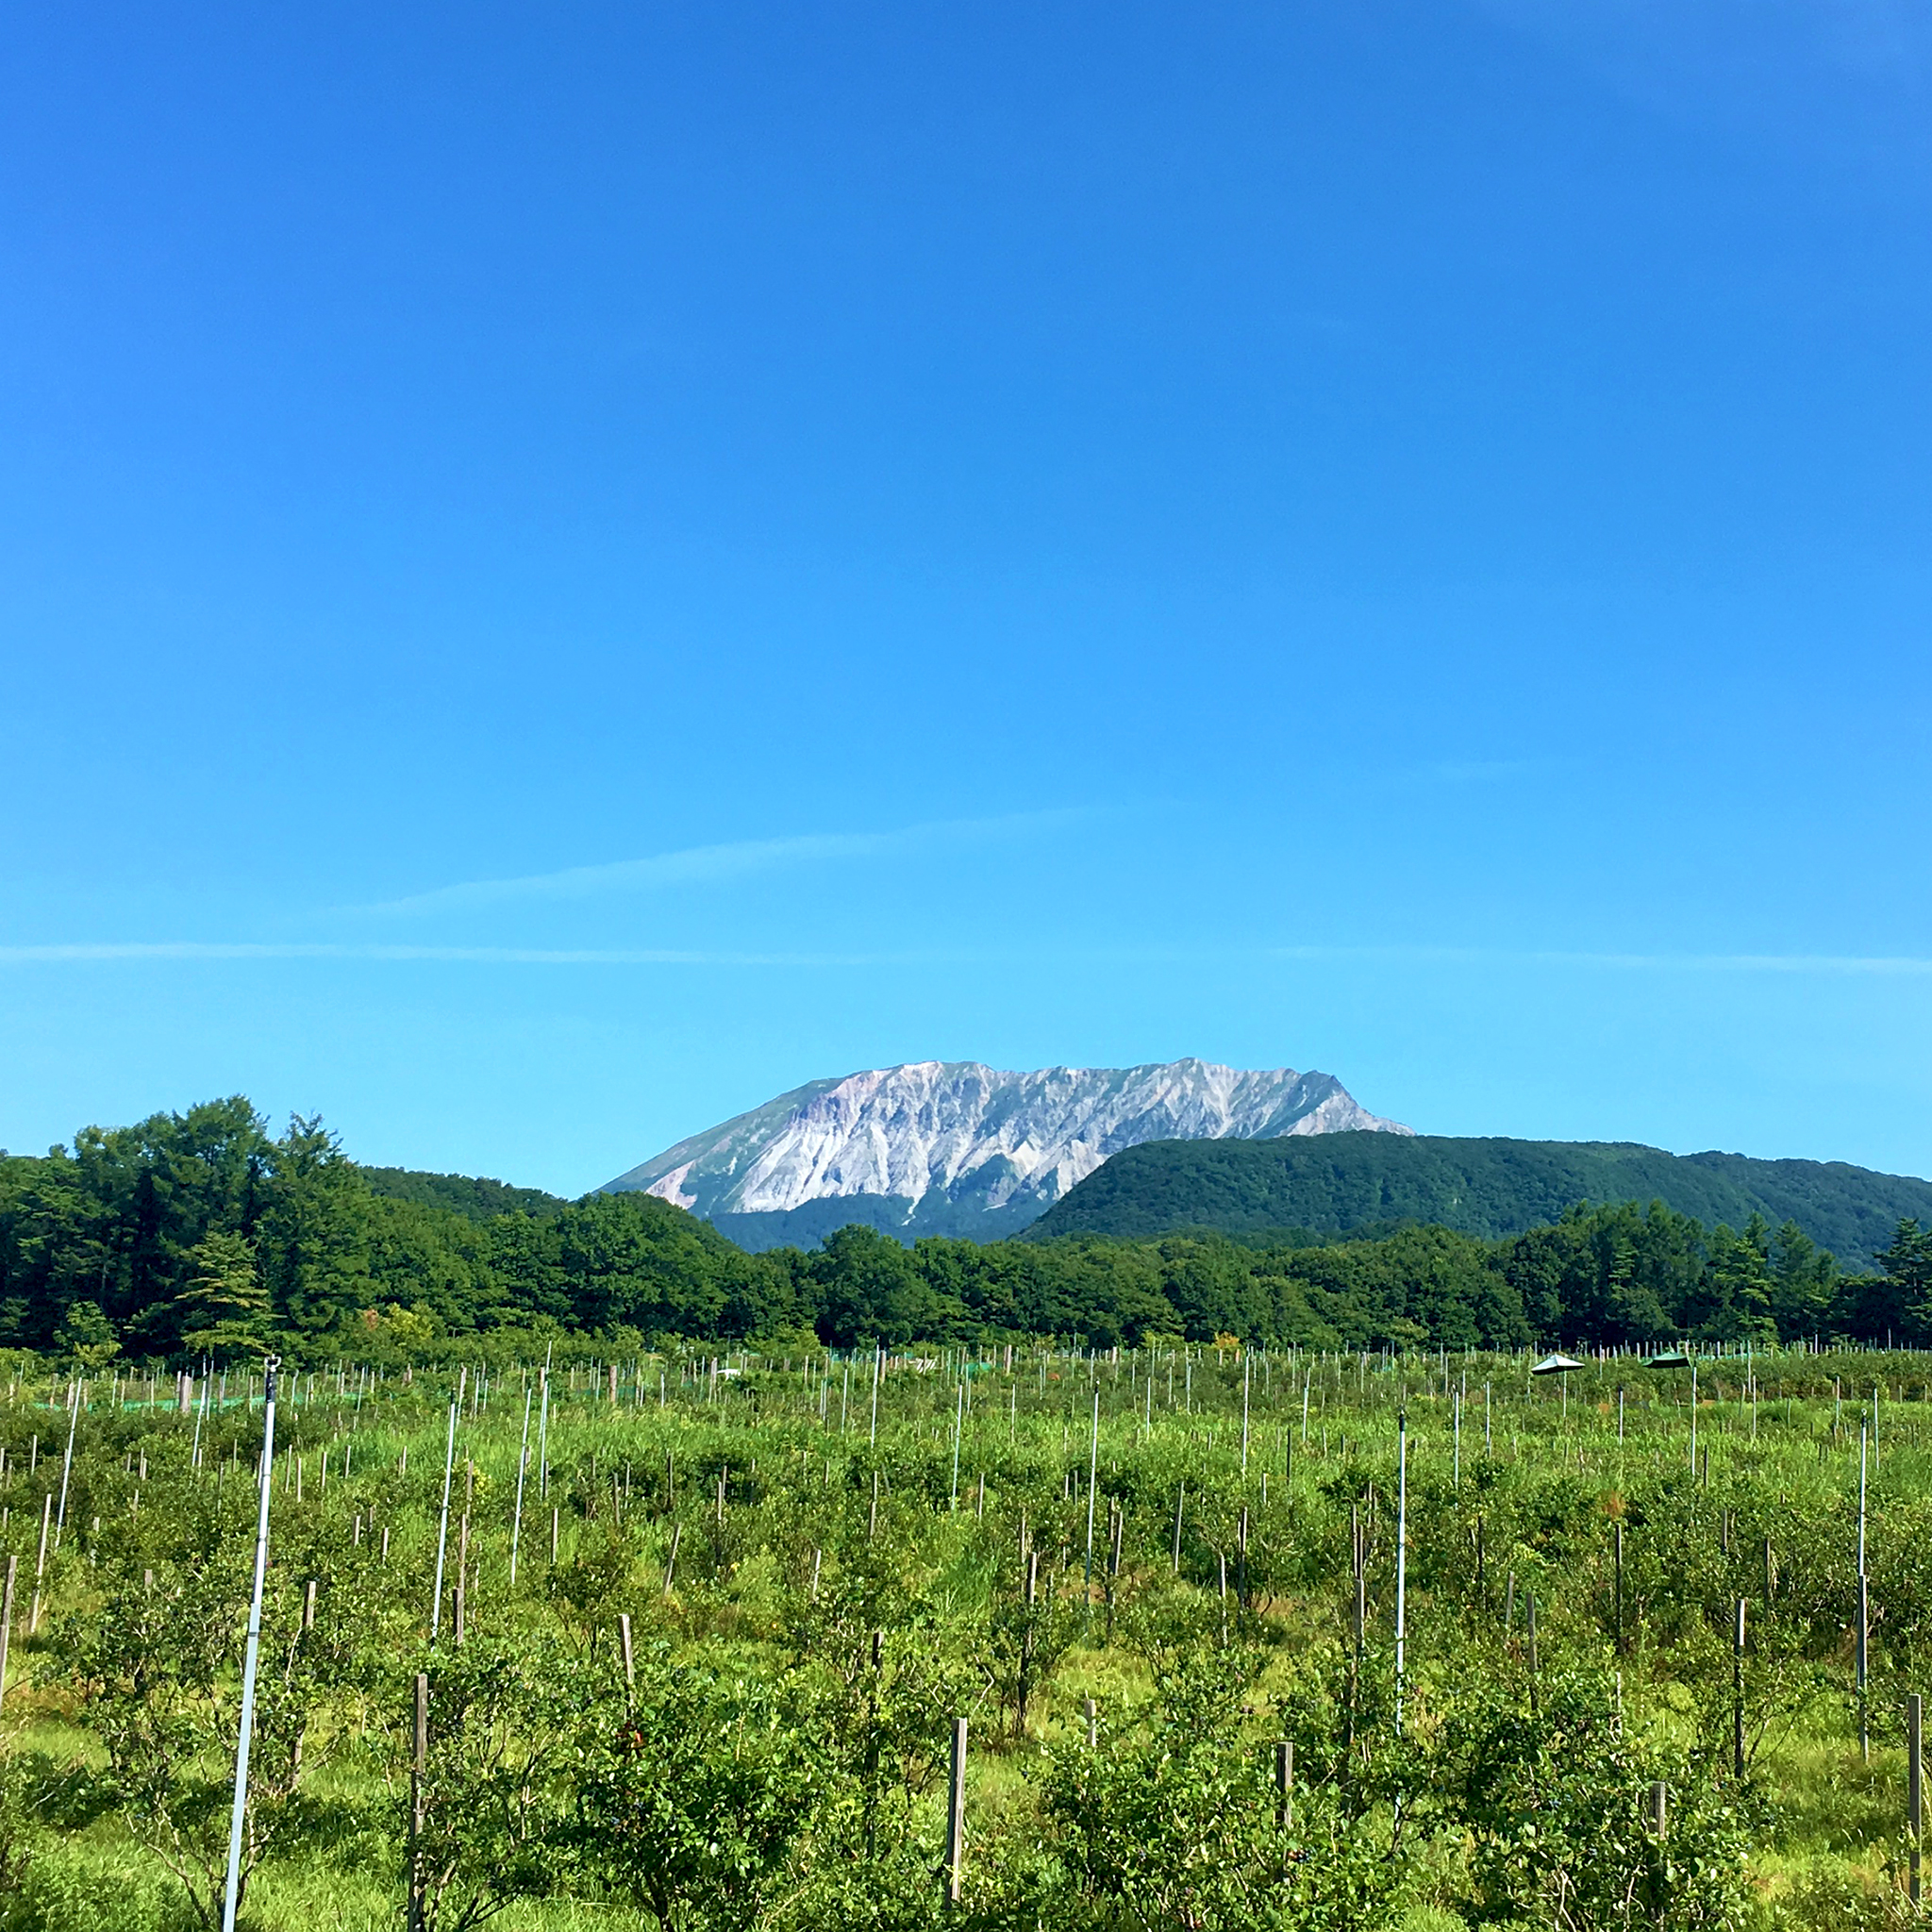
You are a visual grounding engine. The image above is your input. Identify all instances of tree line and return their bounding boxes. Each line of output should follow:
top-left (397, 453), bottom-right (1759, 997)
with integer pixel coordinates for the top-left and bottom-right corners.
top-left (1, 1096), bottom-right (1926, 1363)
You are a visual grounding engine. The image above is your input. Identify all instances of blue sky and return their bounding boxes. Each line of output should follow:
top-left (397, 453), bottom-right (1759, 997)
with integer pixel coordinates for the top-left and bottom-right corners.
top-left (3, 0), bottom-right (1930, 1196)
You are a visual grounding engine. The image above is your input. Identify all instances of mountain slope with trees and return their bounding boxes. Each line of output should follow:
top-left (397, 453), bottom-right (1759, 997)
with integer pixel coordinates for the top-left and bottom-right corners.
top-left (1026, 1131), bottom-right (1932, 1262)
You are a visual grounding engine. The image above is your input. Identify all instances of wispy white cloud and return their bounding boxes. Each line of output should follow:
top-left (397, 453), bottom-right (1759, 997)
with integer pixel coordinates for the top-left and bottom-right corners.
top-left (0, 942), bottom-right (895, 966)
top-left (5, 937), bottom-right (1932, 976)
top-left (352, 811), bottom-right (1086, 919)
top-left (1259, 944), bottom-right (1932, 975)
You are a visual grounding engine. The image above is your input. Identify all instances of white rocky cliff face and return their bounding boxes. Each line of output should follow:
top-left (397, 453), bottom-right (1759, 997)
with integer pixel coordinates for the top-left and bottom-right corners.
top-left (603, 1058), bottom-right (1409, 1227)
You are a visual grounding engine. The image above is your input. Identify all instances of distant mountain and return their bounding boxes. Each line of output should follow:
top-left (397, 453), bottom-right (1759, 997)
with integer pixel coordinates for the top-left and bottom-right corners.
top-left (1025, 1132), bottom-right (1932, 1266)
top-left (359, 1165), bottom-right (570, 1223)
top-left (602, 1058), bottom-right (1408, 1249)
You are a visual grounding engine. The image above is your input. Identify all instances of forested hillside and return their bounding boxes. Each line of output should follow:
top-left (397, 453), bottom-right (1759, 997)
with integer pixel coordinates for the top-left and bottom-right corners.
top-left (4, 1096), bottom-right (1930, 1361)
top-left (1028, 1129), bottom-right (1932, 1261)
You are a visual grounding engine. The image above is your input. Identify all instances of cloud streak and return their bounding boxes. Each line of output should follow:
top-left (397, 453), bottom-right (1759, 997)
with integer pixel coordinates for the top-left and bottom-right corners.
top-left (0, 941), bottom-right (892, 966)
top-left (5, 938), bottom-right (1932, 975)
top-left (353, 811), bottom-right (1085, 918)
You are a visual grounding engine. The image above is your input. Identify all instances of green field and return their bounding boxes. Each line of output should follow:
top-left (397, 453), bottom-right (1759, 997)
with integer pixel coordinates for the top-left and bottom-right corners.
top-left (1, 1343), bottom-right (1927, 1930)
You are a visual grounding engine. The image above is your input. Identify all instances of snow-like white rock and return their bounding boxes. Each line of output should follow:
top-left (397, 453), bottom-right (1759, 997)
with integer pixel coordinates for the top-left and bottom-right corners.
top-left (603, 1058), bottom-right (1408, 1224)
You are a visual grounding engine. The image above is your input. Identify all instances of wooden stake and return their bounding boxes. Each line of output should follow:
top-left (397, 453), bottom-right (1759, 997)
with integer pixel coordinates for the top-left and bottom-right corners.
top-left (408, 1674), bottom-right (428, 1932)
top-left (1910, 1691), bottom-right (1924, 1907)
top-left (0, 1554), bottom-right (15, 1713)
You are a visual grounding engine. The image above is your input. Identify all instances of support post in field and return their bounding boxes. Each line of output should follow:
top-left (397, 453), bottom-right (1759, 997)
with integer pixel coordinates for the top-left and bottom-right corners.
top-left (662, 1522), bottom-right (681, 1596)
top-left (0, 1553), bottom-right (14, 1713)
top-left (1732, 1598), bottom-right (1746, 1779)
top-left (945, 1717), bottom-right (967, 1907)
top-left (221, 1355), bottom-right (280, 1932)
top-left (28, 1492), bottom-right (50, 1634)
top-left (1909, 1692), bottom-right (1923, 1906)
top-left (1525, 1593), bottom-right (1539, 1712)
top-left (619, 1612), bottom-right (635, 1705)
top-left (1394, 1408), bottom-right (1408, 1736)
top-left (1614, 1522), bottom-right (1624, 1655)
top-left (509, 1383), bottom-right (533, 1588)
top-left (408, 1673), bottom-right (428, 1932)
top-left (1084, 1390), bottom-right (1099, 1598)
top-left (430, 1391), bottom-right (458, 1641)
top-left (1084, 1695), bottom-right (1097, 1748)
top-left (1649, 1780), bottom-right (1667, 1840)
top-left (1859, 1423), bottom-right (1871, 1763)
top-left (1275, 1739), bottom-right (1293, 1829)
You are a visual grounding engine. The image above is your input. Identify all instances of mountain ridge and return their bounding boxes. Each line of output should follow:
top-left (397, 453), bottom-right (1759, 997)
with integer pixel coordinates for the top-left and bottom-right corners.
top-left (602, 1058), bottom-right (1407, 1244)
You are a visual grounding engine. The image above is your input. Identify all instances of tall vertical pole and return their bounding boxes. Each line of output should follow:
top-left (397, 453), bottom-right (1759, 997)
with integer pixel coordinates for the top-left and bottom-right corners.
top-left (408, 1673), bottom-right (428, 1932)
top-left (1394, 1408), bottom-right (1408, 1737)
top-left (430, 1390), bottom-right (458, 1640)
top-left (1241, 1352), bottom-right (1251, 1477)
top-left (1084, 1390), bottom-right (1099, 1594)
top-left (1732, 1598), bottom-right (1746, 1779)
top-left (221, 1355), bottom-right (279, 1932)
top-left (945, 1716), bottom-right (967, 1907)
top-left (1909, 1692), bottom-right (1924, 1907)
top-left (0, 1554), bottom-right (15, 1713)
top-left (950, 1380), bottom-right (964, 1510)
top-left (508, 1383), bottom-right (533, 1588)
top-left (870, 1346), bottom-right (881, 1447)
top-left (536, 1362), bottom-right (551, 1500)
top-left (1859, 1424), bottom-right (1871, 1762)
top-left (54, 1377), bottom-right (80, 1543)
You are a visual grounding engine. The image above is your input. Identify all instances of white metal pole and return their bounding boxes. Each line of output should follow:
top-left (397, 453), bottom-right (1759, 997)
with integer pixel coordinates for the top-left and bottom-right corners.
top-left (54, 1378), bottom-right (80, 1545)
top-left (509, 1382), bottom-right (534, 1587)
top-left (1394, 1408), bottom-right (1408, 1737)
top-left (221, 1355), bottom-right (280, 1932)
top-left (1084, 1389), bottom-right (1099, 1591)
top-left (430, 1391), bottom-right (458, 1639)
top-left (950, 1379), bottom-right (964, 1509)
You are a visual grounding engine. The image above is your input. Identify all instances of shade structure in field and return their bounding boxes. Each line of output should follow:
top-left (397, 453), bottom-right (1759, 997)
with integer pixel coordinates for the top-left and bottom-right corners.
top-left (1531, 1353), bottom-right (1584, 1376)
top-left (1648, 1350), bottom-right (1692, 1369)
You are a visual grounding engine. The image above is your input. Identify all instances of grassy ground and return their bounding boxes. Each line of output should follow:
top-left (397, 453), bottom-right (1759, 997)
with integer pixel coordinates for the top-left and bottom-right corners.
top-left (3, 1343), bottom-right (1929, 1928)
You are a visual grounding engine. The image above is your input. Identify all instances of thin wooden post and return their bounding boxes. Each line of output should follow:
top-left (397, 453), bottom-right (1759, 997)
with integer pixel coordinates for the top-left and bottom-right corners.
top-left (0, 1554), bottom-right (15, 1713)
top-left (1275, 1739), bottom-right (1293, 1828)
top-left (1526, 1593), bottom-right (1539, 1712)
top-left (1650, 1779), bottom-right (1667, 1839)
top-left (1909, 1692), bottom-right (1924, 1906)
top-left (408, 1673), bottom-right (428, 1932)
top-left (945, 1717), bottom-right (967, 1907)
top-left (1083, 1695), bottom-right (1097, 1747)
top-left (619, 1613), bottom-right (635, 1706)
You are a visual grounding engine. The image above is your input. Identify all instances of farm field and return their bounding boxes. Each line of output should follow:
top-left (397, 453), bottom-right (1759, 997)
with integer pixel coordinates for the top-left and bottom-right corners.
top-left (0, 1342), bottom-right (1926, 1932)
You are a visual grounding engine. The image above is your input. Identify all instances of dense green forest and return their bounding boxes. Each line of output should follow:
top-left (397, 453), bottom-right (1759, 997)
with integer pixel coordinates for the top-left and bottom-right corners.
top-left (3, 1097), bottom-right (1930, 1364)
top-left (1029, 1131), bottom-right (1932, 1257)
